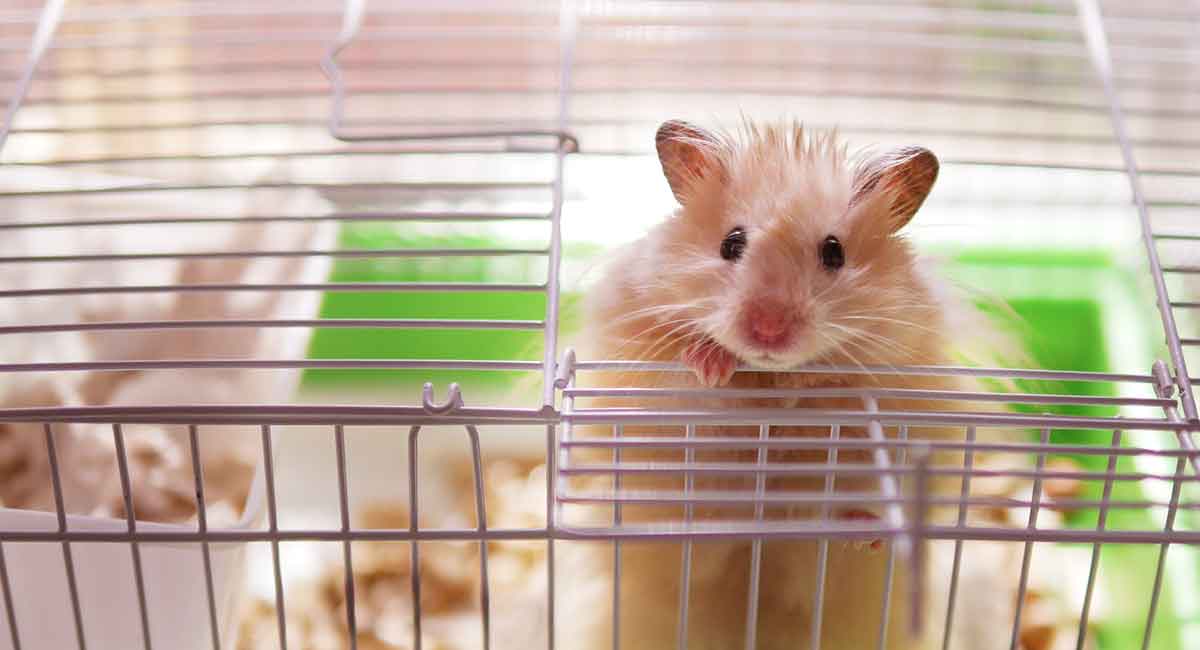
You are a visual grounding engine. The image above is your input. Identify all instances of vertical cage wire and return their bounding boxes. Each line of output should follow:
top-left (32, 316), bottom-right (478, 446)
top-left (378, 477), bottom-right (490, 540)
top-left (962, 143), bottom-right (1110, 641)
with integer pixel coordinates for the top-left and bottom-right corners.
top-left (187, 425), bottom-right (223, 650)
top-left (406, 425), bottom-right (426, 650)
top-left (876, 425), bottom-right (909, 650)
top-left (1140, 455), bottom-right (1190, 650)
top-left (260, 425), bottom-right (287, 650)
top-left (610, 424), bottom-right (622, 650)
top-left (1073, 0), bottom-right (1199, 423)
top-left (811, 425), bottom-right (840, 650)
top-left (44, 422), bottom-right (86, 650)
top-left (0, 542), bottom-right (15, 650)
top-left (1007, 429), bottom-right (1051, 650)
top-left (676, 423), bottom-right (696, 650)
top-left (545, 421), bottom-right (558, 650)
top-left (331, 424), bottom-right (358, 650)
top-left (742, 424), bottom-right (770, 650)
top-left (1073, 429), bottom-right (1122, 650)
top-left (940, 426), bottom-right (975, 650)
top-left (909, 450), bottom-right (932, 637)
top-left (110, 424), bottom-right (153, 650)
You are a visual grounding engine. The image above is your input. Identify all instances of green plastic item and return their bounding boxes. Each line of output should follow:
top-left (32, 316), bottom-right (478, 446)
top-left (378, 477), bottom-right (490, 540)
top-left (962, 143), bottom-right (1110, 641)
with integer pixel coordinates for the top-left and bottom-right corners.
top-left (949, 249), bottom-right (1195, 650)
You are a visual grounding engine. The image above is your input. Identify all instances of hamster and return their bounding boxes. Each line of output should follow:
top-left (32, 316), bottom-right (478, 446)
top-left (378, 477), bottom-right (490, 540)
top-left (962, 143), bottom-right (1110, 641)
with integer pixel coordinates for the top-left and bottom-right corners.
top-left (589, 119), bottom-right (949, 382)
top-left (568, 120), bottom-right (1027, 650)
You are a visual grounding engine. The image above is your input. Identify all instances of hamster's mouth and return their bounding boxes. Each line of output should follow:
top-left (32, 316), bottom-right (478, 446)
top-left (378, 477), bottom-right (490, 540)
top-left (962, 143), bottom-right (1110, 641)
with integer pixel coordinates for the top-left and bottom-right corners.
top-left (714, 324), bottom-right (830, 370)
top-left (730, 336), bottom-right (829, 369)
top-left (744, 351), bottom-right (801, 369)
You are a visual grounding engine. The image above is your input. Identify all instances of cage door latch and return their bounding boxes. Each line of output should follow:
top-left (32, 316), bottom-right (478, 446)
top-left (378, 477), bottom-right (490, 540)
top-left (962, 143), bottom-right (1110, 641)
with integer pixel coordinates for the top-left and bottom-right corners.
top-left (421, 382), bottom-right (465, 415)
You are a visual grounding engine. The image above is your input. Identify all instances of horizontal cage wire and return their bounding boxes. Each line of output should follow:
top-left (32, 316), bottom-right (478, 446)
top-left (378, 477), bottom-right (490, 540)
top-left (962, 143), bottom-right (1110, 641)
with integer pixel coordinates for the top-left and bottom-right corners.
top-left (0, 2), bottom-right (1197, 650)
top-left (0, 0), bottom-right (573, 414)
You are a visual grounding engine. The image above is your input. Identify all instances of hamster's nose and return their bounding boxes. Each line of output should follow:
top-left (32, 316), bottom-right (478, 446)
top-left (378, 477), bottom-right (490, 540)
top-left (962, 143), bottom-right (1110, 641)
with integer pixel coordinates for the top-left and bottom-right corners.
top-left (743, 300), bottom-right (796, 348)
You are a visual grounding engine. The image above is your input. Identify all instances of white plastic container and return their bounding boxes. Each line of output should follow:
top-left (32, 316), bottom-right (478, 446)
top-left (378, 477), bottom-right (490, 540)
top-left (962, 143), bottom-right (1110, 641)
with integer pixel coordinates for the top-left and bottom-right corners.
top-left (0, 180), bottom-right (332, 650)
top-left (0, 457), bottom-right (265, 650)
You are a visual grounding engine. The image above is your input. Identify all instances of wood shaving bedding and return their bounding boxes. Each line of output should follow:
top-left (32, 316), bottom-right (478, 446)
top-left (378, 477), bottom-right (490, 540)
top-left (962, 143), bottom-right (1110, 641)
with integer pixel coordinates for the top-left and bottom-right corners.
top-left (236, 455), bottom-right (1092, 650)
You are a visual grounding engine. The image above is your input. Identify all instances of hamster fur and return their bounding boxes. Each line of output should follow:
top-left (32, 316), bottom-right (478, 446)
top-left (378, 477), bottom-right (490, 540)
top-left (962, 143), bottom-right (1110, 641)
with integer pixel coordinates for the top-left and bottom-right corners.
top-left (566, 120), bottom-right (1025, 650)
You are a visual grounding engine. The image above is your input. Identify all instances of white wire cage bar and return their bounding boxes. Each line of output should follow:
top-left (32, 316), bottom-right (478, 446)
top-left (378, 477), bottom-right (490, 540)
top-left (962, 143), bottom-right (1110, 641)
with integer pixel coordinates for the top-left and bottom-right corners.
top-left (0, 411), bottom-right (1191, 650)
top-left (0, 1), bottom-right (1199, 650)
top-left (0, 0), bottom-right (577, 414)
top-left (554, 358), bottom-right (1200, 534)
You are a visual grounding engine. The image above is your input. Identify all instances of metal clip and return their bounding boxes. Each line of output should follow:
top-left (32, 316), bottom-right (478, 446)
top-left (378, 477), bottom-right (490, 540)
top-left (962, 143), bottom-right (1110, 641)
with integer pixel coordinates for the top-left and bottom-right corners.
top-left (1152, 359), bottom-right (1176, 400)
top-left (421, 382), bottom-right (464, 415)
top-left (554, 348), bottom-right (577, 389)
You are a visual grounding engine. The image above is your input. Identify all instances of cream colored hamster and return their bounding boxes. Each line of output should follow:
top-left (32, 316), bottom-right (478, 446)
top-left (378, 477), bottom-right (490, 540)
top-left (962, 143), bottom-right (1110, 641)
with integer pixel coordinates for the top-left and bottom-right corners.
top-left (589, 119), bottom-right (951, 382)
top-left (568, 120), bottom-right (1028, 650)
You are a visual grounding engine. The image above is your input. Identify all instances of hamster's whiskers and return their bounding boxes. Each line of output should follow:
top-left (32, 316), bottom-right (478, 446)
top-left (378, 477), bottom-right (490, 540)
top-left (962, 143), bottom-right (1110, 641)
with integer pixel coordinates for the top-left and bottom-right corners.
top-left (836, 313), bottom-right (940, 336)
top-left (828, 321), bottom-right (918, 359)
top-left (815, 329), bottom-right (876, 378)
top-left (640, 321), bottom-right (704, 362)
top-left (606, 317), bottom-right (702, 362)
top-left (603, 301), bottom-right (698, 327)
top-left (822, 322), bottom-right (915, 372)
top-left (809, 278), bottom-right (845, 305)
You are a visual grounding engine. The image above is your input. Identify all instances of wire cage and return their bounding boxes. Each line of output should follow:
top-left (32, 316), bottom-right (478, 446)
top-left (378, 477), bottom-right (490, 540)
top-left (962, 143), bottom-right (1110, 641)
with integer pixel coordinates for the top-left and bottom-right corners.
top-left (0, 1), bottom-right (1198, 650)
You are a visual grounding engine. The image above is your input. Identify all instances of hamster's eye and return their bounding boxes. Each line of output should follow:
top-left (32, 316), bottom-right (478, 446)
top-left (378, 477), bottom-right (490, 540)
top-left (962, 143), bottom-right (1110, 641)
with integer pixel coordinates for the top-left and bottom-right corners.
top-left (721, 227), bottom-right (747, 261)
top-left (820, 235), bottom-right (844, 270)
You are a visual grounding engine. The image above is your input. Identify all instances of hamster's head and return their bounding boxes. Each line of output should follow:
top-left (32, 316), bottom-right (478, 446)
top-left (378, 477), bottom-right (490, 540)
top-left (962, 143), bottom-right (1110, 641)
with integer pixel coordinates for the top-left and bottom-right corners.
top-left (649, 119), bottom-right (943, 369)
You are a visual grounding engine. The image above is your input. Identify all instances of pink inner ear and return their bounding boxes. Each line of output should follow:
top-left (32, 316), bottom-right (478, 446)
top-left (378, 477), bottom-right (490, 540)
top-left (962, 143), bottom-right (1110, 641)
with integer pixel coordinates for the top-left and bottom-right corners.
top-left (657, 120), bottom-right (723, 193)
top-left (678, 145), bottom-right (709, 181)
top-left (849, 147), bottom-right (938, 230)
top-left (849, 167), bottom-right (884, 211)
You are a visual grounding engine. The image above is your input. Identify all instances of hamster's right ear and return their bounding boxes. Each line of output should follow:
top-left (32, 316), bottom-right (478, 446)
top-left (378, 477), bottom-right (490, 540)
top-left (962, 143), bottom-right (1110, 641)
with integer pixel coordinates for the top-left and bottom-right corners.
top-left (850, 146), bottom-right (939, 232)
top-left (656, 120), bottom-right (723, 205)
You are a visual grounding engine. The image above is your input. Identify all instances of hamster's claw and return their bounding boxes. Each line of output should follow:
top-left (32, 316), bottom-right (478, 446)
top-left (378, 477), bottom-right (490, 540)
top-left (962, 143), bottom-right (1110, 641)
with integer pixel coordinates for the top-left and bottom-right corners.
top-left (836, 508), bottom-right (884, 552)
top-left (682, 340), bottom-right (738, 388)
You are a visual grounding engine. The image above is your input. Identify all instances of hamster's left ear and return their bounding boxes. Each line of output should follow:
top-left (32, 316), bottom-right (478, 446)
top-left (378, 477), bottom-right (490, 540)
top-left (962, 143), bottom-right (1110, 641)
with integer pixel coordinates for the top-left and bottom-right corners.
top-left (850, 146), bottom-right (939, 232)
top-left (656, 120), bottom-right (723, 205)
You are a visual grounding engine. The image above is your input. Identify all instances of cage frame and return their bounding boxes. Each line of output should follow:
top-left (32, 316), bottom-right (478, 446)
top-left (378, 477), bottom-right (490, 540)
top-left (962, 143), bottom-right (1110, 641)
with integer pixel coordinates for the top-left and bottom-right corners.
top-left (1, 1), bottom-right (1199, 650)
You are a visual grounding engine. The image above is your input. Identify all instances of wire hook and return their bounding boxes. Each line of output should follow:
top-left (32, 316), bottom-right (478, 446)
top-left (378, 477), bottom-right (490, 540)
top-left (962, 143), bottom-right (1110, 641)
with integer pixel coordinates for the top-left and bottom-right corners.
top-left (422, 382), bottom-right (464, 415)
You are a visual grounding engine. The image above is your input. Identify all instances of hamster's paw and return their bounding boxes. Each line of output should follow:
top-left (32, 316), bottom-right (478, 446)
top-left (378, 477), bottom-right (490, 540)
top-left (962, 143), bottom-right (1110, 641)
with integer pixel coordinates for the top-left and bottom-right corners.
top-left (836, 508), bottom-right (883, 552)
top-left (682, 339), bottom-right (738, 387)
